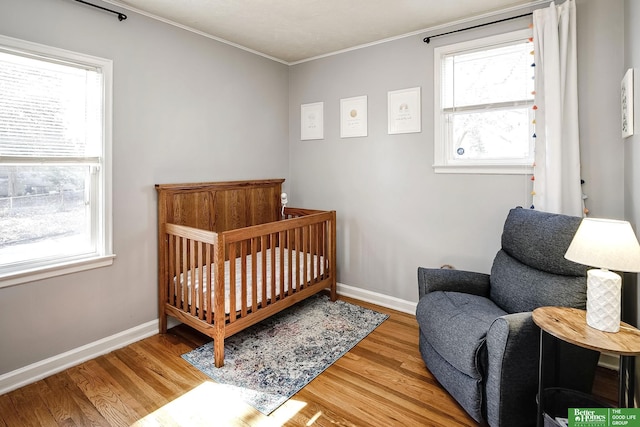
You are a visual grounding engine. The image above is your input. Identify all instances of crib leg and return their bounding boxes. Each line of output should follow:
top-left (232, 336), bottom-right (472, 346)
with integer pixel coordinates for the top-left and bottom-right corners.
top-left (214, 339), bottom-right (225, 368)
top-left (329, 279), bottom-right (337, 302)
top-left (159, 315), bottom-right (167, 334)
top-left (159, 304), bottom-right (167, 333)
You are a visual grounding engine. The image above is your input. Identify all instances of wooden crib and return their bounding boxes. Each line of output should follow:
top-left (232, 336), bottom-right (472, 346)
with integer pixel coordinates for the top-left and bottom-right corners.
top-left (156, 179), bottom-right (337, 367)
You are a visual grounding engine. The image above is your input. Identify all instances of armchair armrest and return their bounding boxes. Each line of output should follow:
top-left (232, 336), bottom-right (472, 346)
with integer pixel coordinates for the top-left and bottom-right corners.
top-left (417, 267), bottom-right (490, 299)
top-left (485, 312), bottom-right (540, 427)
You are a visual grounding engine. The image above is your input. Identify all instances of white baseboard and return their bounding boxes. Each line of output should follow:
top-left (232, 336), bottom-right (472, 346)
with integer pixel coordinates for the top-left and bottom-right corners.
top-left (337, 282), bottom-right (417, 314)
top-left (0, 320), bottom-right (159, 395)
top-left (598, 353), bottom-right (619, 371)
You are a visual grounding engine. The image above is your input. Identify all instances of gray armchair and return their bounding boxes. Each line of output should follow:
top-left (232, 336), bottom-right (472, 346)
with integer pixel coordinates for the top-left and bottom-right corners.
top-left (416, 207), bottom-right (599, 426)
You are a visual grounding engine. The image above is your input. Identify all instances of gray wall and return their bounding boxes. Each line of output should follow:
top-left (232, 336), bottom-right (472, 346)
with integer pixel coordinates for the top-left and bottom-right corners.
top-left (624, 0), bottom-right (640, 322)
top-left (579, 0), bottom-right (625, 221)
top-left (288, 0), bottom-right (626, 303)
top-left (0, 0), bottom-right (289, 375)
top-left (624, 0), bottom-right (640, 396)
top-left (624, 0), bottom-right (640, 237)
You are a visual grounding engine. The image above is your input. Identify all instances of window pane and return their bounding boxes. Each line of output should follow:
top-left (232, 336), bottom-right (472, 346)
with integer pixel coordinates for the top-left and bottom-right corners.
top-left (443, 41), bottom-right (534, 109)
top-left (447, 107), bottom-right (533, 160)
top-left (0, 165), bottom-right (93, 265)
top-left (0, 51), bottom-right (102, 158)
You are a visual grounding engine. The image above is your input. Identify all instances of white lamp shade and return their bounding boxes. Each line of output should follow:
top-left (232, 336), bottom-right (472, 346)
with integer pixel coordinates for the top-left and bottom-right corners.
top-left (565, 218), bottom-right (640, 272)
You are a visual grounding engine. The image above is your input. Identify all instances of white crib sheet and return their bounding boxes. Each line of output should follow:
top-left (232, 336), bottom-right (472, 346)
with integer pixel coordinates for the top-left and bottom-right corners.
top-left (176, 247), bottom-right (324, 314)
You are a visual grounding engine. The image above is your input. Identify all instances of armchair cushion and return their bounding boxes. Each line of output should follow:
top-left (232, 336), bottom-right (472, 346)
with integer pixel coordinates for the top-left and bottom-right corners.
top-left (490, 250), bottom-right (588, 313)
top-left (500, 207), bottom-right (587, 276)
top-left (489, 208), bottom-right (588, 314)
top-left (416, 291), bottom-right (507, 379)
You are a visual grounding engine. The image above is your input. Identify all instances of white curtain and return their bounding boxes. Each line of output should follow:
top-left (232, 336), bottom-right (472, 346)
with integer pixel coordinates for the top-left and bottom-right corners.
top-left (532, 0), bottom-right (583, 216)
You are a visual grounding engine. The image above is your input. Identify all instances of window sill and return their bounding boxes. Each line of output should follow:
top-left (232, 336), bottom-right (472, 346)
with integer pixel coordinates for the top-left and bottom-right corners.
top-left (0, 255), bottom-right (116, 289)
top-left (433, 164), bottom-right (534, 175)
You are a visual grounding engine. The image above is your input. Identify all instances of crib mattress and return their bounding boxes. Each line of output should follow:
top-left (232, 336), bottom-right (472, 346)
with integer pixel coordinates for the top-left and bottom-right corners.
top-left (176, 247), bottom-right (324, 314)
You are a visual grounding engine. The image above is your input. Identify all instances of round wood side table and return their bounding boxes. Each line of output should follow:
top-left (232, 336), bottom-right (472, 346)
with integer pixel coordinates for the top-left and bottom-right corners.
top-left (533, 306), bottom-right (640, 427)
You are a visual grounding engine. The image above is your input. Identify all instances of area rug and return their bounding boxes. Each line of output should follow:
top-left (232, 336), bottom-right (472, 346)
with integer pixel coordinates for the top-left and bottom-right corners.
top-left (181, 294), bottom-right (388, 415)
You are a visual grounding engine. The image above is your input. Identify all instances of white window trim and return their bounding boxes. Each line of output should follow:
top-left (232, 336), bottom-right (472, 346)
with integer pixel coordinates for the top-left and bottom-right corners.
top-left (433, 29), bottom-right (534, 175)
top-left (0, 255), bottom-right (116, 289)
top-left (0, 35), bottom-right (113, 288)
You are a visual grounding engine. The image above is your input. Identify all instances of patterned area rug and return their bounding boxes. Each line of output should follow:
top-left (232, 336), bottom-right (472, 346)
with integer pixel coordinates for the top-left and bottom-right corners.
top-left (181, 294), bottom-right (388, 414)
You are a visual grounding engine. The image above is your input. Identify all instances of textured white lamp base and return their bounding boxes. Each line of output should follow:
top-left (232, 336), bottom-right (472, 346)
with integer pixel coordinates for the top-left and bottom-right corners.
top-left (586, 269), bottom-right (621, 333)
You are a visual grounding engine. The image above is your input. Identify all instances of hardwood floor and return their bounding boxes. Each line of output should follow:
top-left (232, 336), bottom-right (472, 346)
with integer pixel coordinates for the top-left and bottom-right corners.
top-left (0, 296), bottom-right (617, 427)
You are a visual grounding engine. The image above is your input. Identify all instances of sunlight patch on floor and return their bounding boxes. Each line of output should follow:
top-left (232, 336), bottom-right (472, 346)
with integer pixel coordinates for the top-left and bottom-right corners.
top-left (306, 411), bottom-right (323, 425)
top-left (132, 381), bottom-right (307, 426)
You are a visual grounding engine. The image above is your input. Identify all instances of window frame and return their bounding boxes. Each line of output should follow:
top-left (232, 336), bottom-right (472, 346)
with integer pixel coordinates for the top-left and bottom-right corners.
top-left (433, 29), bottom-right (535, 175)
top-left (0, 35), bottom-right (114, 288)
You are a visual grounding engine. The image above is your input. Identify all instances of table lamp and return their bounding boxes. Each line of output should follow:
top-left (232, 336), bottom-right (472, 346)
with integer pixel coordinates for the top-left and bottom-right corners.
top-left (564, 218), bottom-right (640, 333)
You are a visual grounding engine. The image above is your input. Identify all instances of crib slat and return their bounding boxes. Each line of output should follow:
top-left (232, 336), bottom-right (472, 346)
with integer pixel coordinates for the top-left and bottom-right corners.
top-left (168, 234), bottom-right (175, 306)
top-left (241, 240), bottom-right (248, 317)
top-left (298, 227), bottom-right (304, 291)
top-left (287, 230), bottom-right (293, 296)
top-left (181, 237), bottom-right (188, 311)
top-left (196, 241), bottom-right (204, 320)
top-left (228, 242), bottom-right (236, 323)
top-left (279, 231), bottom-right (285, 298)
top-left (302, 225), bottom-right (308, 289)
top-left (190, 239), bottom-right (197, 316)
top-left (251, 237), bottom-right (258, 312)
top-left (206, 243), bottom-right (213, 324)
top-left (318, 222), bottom-right (324, 279)
top-left (261, 235), bottom-right (267, 308)
top-left (270, 232), bottom-right (276, 303)
top-left (311, 223), bottom-right (318, 283)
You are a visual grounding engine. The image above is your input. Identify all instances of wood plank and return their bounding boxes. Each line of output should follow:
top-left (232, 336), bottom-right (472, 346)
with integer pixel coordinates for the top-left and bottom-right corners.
top-left (155, 179), bottom-right (284, 195)
top-left (65, 361), bottom-right (144, 426)
top-left (165, 223), bottom-right (217, 245)
top-left (43, 372), bottom-right (111, 427)
top-left (0, 389), bottom-right (31, 427)
top-left (8, 381), bottom-right (59, 426)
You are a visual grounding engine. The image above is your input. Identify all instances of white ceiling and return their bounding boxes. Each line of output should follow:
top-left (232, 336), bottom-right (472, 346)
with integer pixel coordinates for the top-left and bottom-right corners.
top-left (107, 0), bottom-right (546, 64)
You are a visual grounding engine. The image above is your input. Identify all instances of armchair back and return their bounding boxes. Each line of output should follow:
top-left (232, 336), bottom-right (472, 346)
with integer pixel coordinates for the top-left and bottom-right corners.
top-left (489, 207), bottom-right (589, 313)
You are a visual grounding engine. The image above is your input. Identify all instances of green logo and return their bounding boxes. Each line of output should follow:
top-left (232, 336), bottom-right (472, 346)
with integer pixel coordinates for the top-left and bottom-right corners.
top-left (568, 408), bottom-right (640, 427)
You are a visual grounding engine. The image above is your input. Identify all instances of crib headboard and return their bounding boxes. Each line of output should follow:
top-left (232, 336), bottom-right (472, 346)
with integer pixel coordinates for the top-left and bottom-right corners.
top-left (155, 179), bottom-right (284, 232)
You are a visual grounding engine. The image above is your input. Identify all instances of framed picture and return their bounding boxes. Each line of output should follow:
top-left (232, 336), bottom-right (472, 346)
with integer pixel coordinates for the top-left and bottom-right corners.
top-left (388, 87), bottom-right (421, 134)
top-left (340, 95), bottom-right (367, 138)
top-left (301, 102), bottom-right (324, 140)
top-left (622, 68), bottom-right (634, 138)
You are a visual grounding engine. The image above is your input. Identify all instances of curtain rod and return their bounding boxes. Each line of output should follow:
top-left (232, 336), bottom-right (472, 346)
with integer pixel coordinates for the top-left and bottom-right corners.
top-left (423, 12), bottom-right (532, 44)
top-left (73, 0), bottom-right (127, 21)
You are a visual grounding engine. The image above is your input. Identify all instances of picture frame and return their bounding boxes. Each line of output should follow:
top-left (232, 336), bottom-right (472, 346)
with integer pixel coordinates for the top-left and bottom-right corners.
top-left (340, 95), bottom-right (367, 138)
top-left (388, 87), bottom-right (421, 134)
top-left (622, 68), bottom-right (634, 138)
top-left (300, 102), bottom-right (324, 140)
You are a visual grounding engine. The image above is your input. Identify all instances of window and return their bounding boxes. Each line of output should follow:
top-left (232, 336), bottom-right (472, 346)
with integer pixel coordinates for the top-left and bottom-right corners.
top-left (0, 35), bottom-right (113, 287)
top-left (433, 29), bottom-right (535, 174)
